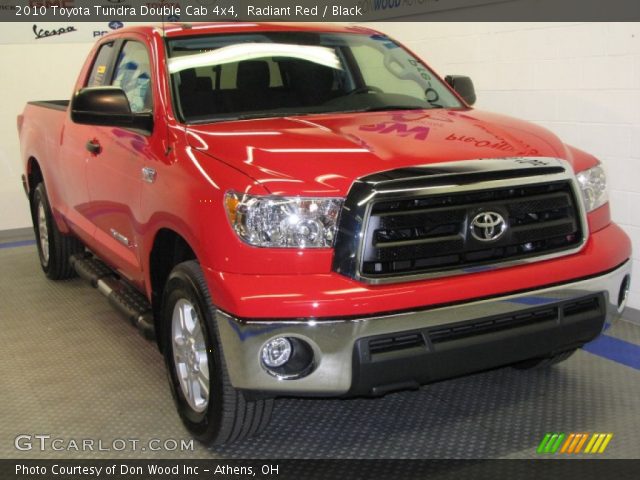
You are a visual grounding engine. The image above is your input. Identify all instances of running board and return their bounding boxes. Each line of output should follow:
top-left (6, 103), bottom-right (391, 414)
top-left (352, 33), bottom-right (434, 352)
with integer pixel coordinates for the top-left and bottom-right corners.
top-left (70, 253), bottom-right (155, 340)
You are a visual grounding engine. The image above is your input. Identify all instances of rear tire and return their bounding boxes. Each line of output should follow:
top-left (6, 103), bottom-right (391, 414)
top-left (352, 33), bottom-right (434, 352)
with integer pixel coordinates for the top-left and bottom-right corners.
top-left (162, 260), bottom-right (273, 445)
top-left (31, 183), bottom-right (83, 280)
top-left (512, 349), bottom-right (577, 370)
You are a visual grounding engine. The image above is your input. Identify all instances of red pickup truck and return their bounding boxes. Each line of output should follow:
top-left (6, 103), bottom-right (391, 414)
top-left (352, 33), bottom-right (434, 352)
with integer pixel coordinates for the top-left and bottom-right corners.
top-left (18, 22), bottom-right (631, 445)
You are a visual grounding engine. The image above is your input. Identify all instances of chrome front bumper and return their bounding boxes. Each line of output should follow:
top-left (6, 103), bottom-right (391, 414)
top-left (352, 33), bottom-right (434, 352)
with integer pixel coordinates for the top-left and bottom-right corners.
top-left (216, 261), bottom-right (631, 395)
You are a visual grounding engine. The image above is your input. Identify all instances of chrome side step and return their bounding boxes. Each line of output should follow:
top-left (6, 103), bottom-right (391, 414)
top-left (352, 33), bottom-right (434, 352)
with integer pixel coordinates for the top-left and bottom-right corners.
top-left (70, 253), bottom-right (155, 340)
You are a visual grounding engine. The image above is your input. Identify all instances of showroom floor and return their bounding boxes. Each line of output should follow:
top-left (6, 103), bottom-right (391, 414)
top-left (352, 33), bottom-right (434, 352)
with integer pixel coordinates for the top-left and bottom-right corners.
top-left (1, 239), bottom-right (640, 459)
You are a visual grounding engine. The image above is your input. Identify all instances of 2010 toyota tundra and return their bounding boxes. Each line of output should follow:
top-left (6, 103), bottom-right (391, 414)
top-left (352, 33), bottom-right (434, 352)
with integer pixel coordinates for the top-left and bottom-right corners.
top-left (18, 22), bottom-right (632, 445)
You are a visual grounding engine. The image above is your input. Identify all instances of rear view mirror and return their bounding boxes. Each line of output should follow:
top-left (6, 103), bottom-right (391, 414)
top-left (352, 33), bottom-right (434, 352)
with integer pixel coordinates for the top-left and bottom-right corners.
top-left (71, 87), bottom-right (153, 133)
top-left (445, 75), bottom-right (476, 106)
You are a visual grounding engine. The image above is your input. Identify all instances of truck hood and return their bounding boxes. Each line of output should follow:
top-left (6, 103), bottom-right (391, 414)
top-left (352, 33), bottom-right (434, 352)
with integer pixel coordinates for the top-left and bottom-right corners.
top-left (185, 108), bottom-right (571, 196)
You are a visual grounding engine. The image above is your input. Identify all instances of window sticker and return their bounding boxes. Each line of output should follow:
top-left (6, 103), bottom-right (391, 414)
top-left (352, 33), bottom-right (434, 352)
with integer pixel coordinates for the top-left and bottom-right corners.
top-left (92, 65), bottom-right (107, 86)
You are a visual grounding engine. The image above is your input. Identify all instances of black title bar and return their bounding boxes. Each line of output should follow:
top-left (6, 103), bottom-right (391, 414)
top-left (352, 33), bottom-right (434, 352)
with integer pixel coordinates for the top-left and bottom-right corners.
top-left (1, 0), bottom-right (640, 22)
top-left (3, 459), bottom-right (640, 480)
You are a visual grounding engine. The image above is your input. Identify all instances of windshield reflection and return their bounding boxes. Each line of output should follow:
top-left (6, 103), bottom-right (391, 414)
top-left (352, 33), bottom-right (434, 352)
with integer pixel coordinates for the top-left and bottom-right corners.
top-left (167, 31), bottom-right (462, 123)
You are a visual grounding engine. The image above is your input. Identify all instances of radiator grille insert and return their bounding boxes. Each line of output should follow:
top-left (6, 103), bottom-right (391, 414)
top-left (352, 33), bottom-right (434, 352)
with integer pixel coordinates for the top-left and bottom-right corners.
top-left (361, 181), bottom-right (583, 278)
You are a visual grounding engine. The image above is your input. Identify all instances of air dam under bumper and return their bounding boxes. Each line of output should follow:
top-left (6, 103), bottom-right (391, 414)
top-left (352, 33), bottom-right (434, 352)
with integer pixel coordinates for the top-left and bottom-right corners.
top-left (216, 261), bottom-right (631, 396)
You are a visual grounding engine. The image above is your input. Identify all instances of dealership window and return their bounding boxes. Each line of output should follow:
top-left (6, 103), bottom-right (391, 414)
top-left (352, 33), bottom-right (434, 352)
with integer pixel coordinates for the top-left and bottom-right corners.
top-left (111, 41), bottom-right (153, 113)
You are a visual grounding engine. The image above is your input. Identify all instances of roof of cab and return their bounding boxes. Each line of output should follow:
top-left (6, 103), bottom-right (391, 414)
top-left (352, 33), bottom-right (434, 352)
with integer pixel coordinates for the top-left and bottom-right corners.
top-left (103, 22), bottom-right (381, 39)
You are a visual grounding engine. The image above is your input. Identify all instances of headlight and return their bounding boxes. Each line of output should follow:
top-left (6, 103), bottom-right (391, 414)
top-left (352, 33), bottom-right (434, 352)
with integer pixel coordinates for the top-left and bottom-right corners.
top-left (576, 165), bottom-right (608, 212)
top-left (224, 192), bottom-right (343, 248)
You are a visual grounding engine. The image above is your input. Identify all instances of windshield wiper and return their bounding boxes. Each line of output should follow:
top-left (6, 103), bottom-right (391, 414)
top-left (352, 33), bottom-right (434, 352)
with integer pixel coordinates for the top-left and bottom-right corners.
top-left (355, 105), bottom-right (433, 113)
top-left (188, 105), bottom-right (441, 124)
top-left (189, 112), bottom-right (292, 124)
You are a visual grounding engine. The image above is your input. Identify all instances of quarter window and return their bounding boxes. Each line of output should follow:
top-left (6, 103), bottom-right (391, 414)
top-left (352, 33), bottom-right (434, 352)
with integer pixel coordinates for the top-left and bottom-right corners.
top-left (86, 42), bottom-right (114, 87)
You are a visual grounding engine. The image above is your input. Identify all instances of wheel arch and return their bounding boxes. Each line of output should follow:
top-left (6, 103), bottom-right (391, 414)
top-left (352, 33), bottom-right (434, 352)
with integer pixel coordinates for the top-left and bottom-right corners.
top-left (26, 156), bottom-right (44, 200)
top-left (148, 228), bottom-right (199, 350)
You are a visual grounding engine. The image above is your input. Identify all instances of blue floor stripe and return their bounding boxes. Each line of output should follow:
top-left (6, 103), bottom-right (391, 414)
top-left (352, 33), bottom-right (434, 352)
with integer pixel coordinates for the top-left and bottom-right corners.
top-left (0, 239), bottom-right (36, 249)
top-left (583, 334), bottom-right (640, 371)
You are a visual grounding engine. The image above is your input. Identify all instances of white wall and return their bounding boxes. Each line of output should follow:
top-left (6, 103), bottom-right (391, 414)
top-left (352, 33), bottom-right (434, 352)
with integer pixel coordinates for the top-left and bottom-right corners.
top-left (0, 21), bottom-right (147, 231)
top-left (0, 40), bottom-right (93, 230)
top-left (1, 21), bottom-right (640, 306)
top-left (366, 22), bottom-right (640, 307)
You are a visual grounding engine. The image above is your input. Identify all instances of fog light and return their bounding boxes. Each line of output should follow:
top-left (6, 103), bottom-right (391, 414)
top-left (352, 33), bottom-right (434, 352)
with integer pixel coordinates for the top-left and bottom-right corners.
top-left (261, 337), bottom-right (292, 368)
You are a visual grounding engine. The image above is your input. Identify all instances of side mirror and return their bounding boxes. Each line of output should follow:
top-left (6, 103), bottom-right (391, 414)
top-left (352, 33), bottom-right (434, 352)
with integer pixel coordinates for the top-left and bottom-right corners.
top-left (71, 87), bottom-right (153, 133)
top-left (445, 75), bottom-right (476, 106)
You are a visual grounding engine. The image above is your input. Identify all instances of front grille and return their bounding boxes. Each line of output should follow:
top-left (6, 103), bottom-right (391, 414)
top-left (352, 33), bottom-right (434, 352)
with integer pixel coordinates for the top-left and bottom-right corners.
top-left (360, 181), bottom-right (583, 278)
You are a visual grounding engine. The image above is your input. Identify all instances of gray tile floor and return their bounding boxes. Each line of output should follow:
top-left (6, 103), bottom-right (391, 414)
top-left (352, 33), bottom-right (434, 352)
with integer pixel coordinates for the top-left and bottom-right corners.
top-left (1, 244), bottom-right (639, 459)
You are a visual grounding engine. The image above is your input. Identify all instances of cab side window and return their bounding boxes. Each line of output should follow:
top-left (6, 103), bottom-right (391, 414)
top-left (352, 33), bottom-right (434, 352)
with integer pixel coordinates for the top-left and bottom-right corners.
top-left (86, 42), bottom-right (114, 87)
top-left (111, 41), bottom-right (153, 113)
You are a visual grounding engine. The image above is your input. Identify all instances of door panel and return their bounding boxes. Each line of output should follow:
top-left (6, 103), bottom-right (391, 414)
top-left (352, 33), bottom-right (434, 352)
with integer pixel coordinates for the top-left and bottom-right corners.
top-left (84, 40), bottom-right (154, 282)
top-left (57, 41), bottom-right (117, 246)
top-left (85, 127), bottom-right (145, 280)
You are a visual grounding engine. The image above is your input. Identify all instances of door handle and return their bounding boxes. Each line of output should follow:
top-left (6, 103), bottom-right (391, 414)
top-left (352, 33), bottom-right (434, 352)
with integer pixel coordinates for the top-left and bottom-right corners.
top-left (86, 139), bottom-right (102, 156)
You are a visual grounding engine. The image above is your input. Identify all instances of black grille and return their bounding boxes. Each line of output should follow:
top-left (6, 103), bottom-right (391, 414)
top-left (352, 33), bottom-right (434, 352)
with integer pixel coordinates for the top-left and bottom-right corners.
top-left (428, 307), bottom-right (558, 344)
top-left (369, 333), bottom-right (426, 355)
top-left (427, 294), bottom-right (602, 344)
top-left (362, 295), bottom-right (603, 359)
top-left (361, 181), bottom-right (583, 278)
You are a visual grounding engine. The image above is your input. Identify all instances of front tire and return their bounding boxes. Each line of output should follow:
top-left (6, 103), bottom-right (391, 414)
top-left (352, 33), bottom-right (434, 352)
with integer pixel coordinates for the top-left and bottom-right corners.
top-left (31, 183), bottom-right (83, 280)
top-left (162, 261), bottom-right (273, 445)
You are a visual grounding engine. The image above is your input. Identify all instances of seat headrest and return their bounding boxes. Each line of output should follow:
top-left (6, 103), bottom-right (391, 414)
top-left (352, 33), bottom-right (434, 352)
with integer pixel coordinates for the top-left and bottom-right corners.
top-left (179, 69), bottom-right (197, 88)
top-left (287, 61), bottom-right (335, 104)
top-left (195, 77), bottom-right (212, 92)
top-left (237, 61), bottom-right (270, 91)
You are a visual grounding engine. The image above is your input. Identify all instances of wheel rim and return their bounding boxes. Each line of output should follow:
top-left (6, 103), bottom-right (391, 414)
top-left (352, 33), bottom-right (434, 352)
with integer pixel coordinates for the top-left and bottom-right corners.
top-left (37, 201), bottom-right (49, 266)
top-left (171, 298), bottom-right (210, 413)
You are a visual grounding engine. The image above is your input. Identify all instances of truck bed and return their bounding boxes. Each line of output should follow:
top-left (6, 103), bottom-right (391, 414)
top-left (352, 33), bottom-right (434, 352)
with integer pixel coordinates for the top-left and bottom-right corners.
top-left (27, 100), bottom-right (69, 111)
top-left (19, 101), bottom-right (70, 203)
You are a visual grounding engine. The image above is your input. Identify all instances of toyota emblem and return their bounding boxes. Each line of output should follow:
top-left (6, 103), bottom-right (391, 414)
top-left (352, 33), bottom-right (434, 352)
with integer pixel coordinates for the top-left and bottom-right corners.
top-left (470, 211), bottom-right (507, 242)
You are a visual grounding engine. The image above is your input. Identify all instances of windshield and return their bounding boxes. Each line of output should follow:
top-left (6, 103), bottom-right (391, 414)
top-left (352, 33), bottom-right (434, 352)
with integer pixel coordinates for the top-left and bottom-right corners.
top-left (167, 31), bottom-right (463, 123)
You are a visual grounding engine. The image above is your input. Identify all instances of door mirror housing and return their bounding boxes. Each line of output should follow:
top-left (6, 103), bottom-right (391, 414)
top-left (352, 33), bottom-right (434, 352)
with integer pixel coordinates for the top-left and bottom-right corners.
top-left (71, 87), bottom-right (153, 133)
top-left (445, 75), bottom-right (476, 106)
